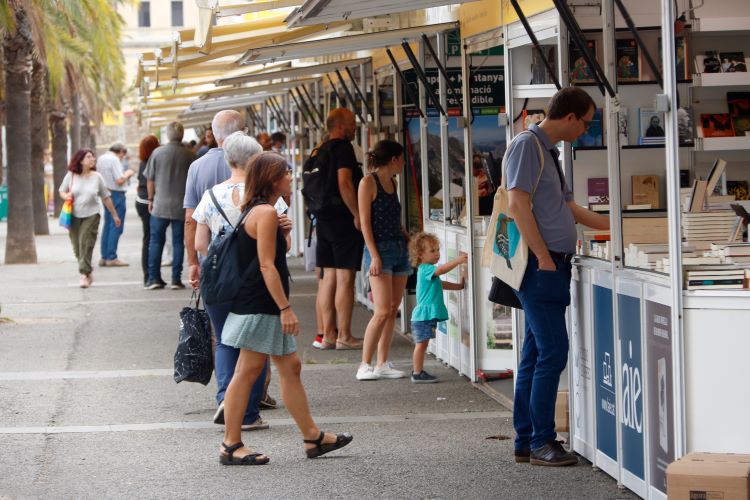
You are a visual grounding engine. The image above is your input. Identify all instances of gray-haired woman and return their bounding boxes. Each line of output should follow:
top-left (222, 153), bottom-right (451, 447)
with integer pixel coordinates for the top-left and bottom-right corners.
top-left (193, 131), bottom-right (270, 431)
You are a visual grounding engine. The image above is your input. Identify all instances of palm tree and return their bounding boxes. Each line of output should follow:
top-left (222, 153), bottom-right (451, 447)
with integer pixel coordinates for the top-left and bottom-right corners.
top-left (2, 6), bottom-right (37, 263)
top-left (31, 57), bottom-right (49, 235)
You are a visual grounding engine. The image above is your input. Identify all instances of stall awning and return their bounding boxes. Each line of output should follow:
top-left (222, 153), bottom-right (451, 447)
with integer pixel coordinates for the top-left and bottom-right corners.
top-left (216, 1), bottom-right (302, 18)
top-left (285, 0), bottom-right (474, 27)
top-left (238, 22), bottom-right (457, 65)
top-left (215, 57), bottom-right (370, 86)
top-left (199, 77), bottom-right (321, 100)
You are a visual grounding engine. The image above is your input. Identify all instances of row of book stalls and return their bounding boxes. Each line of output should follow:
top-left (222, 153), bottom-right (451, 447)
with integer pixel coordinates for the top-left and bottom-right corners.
top-left (134, 1), bottom-right (750, 497)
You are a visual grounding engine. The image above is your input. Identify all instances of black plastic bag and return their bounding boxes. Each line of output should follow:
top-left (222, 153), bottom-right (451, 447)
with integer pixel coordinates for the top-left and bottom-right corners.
top-left (488, 277), bottom-right (523, 309)
top-left (174, 291), bottom-right (213, 385)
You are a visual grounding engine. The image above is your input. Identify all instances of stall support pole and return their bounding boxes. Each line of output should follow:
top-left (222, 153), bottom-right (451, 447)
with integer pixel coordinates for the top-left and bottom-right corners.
top-left (359, 63), bottom-right (369, 155)
top-left (437, 32), bottom-right (449, 227)
top-left (314, 80), bottom-right (323, 144)
top-left (660, 0), bottom-right (686, 460)
top-left (418, 41), bottom-right (429, 223)
top-left (460, 38), bottom-right (478, 382)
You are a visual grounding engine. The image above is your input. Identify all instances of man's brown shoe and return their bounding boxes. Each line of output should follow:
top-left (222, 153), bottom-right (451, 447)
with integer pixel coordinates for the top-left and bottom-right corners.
top-left (530, 441), bottom-right (578, 466)
top-left (106, 259), bottom-right (129, 267)
top-left (514, 449), bottom-right (530, 463)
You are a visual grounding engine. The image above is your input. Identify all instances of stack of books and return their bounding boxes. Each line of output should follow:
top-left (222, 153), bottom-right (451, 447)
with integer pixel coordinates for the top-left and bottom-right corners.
top-left (711, 242), bottom-right (750, 264)
top-left (684, 267), bottom-right (746, 290)
top-left (683, 211), bottom-right (738, 242)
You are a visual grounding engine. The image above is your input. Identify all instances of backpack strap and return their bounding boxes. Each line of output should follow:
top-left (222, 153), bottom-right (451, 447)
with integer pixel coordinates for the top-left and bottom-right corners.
top-left (208, 187), bottom-right (234, 229)
top-left (500, 130), bottom-right (546, 206)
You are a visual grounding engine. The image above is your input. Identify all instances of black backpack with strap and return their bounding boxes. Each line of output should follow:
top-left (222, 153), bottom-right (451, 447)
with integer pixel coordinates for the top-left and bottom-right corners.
top-left (301, 139), bottom-right (348, 215)
top-left (199, 190), bottom-right (258, 306)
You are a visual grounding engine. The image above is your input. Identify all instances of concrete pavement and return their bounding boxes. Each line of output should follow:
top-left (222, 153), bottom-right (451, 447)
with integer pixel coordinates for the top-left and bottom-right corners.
top-left (0, 194), bottom-right (635, 499)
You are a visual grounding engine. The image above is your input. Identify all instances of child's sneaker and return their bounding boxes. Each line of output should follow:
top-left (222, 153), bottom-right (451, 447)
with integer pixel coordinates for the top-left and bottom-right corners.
top-left (312, 334), bottom-right (324, 349)
top-left (411, 370), bottom-right (439, 384)
top-left (356, 362), bottom-right (380, 381)
top-left (373, 361), bottom-right (406, 379)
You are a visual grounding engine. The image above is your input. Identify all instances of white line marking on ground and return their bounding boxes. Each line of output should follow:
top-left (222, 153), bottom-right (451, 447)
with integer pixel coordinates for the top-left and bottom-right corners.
top-left (2, 292), bottom-right (317, 307)
top-left (0, 411), bottom-right (511, 435)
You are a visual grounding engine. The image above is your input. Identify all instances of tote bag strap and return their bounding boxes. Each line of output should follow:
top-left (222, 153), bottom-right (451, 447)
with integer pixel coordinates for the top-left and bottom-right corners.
top-left (500, 131), bottom-right (546, 204)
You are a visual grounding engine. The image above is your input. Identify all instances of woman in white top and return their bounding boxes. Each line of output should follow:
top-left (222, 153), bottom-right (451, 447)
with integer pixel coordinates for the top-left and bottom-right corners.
top-left (193, 132), bottom-right (271, 430)
top-left (59, 149), bottom-right (121, 288)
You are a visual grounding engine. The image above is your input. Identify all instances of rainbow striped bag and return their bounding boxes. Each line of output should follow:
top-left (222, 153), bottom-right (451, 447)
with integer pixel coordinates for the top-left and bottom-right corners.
top-left (59, 175), bottom-right (74, 230)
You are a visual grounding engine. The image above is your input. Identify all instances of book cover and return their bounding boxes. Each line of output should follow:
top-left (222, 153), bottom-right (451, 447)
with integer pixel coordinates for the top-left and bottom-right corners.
top-left (700, 113), bottom-right (736, 137)
top-left (727, 181), bottom-right (749, 200)
top-left (587, 177), bottom-right (609, 209)
top-left (639, 108), bottom-right (665, 138)
top-left (570, 39), bottom-right (597, 83)
top-left (618, 107), bottom-right (629, 146)
top-left (573, 108), bottom-right (603, 147)
top-left (705, 158), bottom-right (727, 195)
top-left (731, 116), bottom-right (750, 137)
top-left (680, 170), bottom-right (690, 188)
top-left (616, 39), bottom-right (640, 81)
top-left (531, 45), bottom-right (557, 85)
top-left (719, 52), bottom-right (747, 72)
top-left (522, 109), bottom-right (546, 130)
top-left (727, 92), bottom-right (750, 117)
top-left (632, 175), bottom-right (660, 208)
top-left (688, 179), bottom-right (708, 212)
top-left (702, 51), bottom-right (722, 73)
top-left (677, 107), bottom-right (694, 145)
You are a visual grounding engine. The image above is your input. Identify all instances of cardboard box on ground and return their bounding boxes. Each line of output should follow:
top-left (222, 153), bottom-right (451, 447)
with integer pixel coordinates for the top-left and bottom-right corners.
top-left (667, 452), bottom-right (750, 500)
top-left (555, 390), bottom-right (569, 433)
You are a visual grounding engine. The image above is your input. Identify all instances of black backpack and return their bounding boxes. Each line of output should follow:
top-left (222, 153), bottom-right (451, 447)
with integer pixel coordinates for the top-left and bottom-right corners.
top-left (199, 193), bottom-right (259, 306)
top-left (301, 139), bottom-right (346, 214)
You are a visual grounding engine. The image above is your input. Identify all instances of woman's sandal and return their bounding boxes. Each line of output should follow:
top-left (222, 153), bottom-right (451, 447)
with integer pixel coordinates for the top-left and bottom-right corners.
top-left (318, 340), bottom-right (337, 350)
top-left (335, 338), bottom-right (363, 350)
top-left (219, 441), bottom-right (270, 466)
top-left (304, 431), bottom-right (353, 459)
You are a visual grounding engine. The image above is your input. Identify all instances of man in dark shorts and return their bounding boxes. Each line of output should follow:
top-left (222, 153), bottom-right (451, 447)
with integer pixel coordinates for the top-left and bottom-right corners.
top-left (316, 108), bottom-right (365, 349)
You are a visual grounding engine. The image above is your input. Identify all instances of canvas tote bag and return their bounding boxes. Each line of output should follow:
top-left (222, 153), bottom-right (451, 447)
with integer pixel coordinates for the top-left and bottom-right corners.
top-left (482, 131), bottom-right (545, 291)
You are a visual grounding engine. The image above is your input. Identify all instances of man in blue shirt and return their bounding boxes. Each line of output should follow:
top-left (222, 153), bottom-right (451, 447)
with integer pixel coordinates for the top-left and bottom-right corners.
top-left (506, 87), bottom-right (609, 466)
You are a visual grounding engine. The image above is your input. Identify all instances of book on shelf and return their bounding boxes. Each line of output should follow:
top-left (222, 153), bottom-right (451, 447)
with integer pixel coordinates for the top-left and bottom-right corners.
top-left (705, 158), bottom-right (728, 195)
top-left (686, 281), bottom-right (744, 290)
top-left (531, 45), bottom-right (557, 85)
top-left (731, 116), bottom-right (750, 137)
top-left (625, 204), bottom-right (653, 210)
top-left (616, 39), bottom-right (640, 81)
top-left (700, 114), bottom-right (736, 138)
top-left (730, 203), bottom-right (750, 224)
top-left (727, 92), bottom-right (750, 117)
top-left (677, 107), bottom-right (694, 145)
top-left (570, 39), bottom-right (597, 83)
top-left (727, 181), bottom-right (749, 201)
top-left (719, 52), bottom-right (747, 73)
top-left (688, 179), bottom-right (708, 212)
top-left (632, 175), bottom-right (660, 208)
top-left (680, 170), bottom-right (690, 188)
top-left (618, 107), bottom-right (629, 146)
top-left (638, 108), bottom-right (665, 141)
top-left (712, 242), bottom-right (750, 256)
top-left (587, 177), bottom-right (609, 210)
top-left (591, 204), bottom-right (610, 212)
top-left (685, 268), bottom-right (745, 277)
top-left (726, 256), bottom-right (750, 264)
top-left (700, 51), bottom-right (722, 73)
top-left (522, 109), bottom-right (546, 130)
top-left (573, 108), bottom-right (604, 147)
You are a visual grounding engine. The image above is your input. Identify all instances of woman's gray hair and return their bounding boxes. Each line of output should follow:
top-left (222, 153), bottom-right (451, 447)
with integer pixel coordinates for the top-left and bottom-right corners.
top-left (223, 132), bottom-right (262, 168)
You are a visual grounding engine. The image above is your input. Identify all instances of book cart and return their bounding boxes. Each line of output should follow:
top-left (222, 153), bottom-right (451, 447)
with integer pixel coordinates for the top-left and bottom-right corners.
top-left (499, 0), bottom-right (750, 498)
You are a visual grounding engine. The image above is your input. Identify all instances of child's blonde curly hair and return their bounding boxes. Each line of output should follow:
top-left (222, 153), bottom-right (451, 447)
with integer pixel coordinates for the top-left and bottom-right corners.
top-left (408, 232), bottom-right (440, 267)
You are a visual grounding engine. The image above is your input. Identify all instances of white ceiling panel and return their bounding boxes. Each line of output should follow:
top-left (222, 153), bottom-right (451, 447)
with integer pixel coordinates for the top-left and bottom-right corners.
top-left (286, 0), bottom-right (474, 27)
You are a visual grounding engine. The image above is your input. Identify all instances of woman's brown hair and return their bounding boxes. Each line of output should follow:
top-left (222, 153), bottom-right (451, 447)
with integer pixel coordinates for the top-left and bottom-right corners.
top-left (139, 135), bottom-right (160, 162)
top-left (241, 151), bottom-right (288, 211)
top-left (67, 149), bottom-right (95, 174)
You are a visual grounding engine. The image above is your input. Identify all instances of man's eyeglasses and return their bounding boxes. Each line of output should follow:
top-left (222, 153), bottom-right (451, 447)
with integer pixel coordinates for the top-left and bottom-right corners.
top-left (579, 117), bottom-right (593, 131)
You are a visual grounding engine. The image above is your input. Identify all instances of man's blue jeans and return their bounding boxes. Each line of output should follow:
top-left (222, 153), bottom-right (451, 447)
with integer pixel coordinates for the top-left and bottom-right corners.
top-left (205, 301), bottom-right (267, 425)
top-left (513, 253), bottom-right (572, 451)
top-left (148, 215), bottom-right (184, 283)
top-left (101, 190), bottom-right (126, 260)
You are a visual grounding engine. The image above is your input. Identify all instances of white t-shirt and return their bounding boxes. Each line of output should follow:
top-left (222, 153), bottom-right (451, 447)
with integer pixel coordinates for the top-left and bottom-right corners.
top-left (59, 172), bottom-right (110, 218)
top-left (96, 151), bottom-right (127, 192)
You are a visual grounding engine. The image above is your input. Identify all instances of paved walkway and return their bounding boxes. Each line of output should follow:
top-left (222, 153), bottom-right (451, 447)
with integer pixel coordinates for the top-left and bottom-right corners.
top-left (0, 195), bottom-right (635, 499)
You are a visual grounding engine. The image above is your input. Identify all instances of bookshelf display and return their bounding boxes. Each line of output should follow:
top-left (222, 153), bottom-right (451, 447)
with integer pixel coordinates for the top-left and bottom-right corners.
top-left (501, 2), bottom-right (750, 499)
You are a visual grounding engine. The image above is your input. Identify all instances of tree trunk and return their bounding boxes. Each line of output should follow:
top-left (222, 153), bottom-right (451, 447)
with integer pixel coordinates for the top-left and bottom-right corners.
top-left (3, 8), bottom-right (37, 264)
top-left (49, 110), bottom-right (67, 218)
top-left (70, 92), bottom-right (80, 153)
top-left (31, 58), bottom-right (49, 235)
top-left (0, 105), bottom-right (4, 186)
top-left (80, 110), bottom-right (92, 150)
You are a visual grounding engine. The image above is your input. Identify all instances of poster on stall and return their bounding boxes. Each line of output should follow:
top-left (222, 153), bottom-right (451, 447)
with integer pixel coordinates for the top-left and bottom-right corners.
top-left (645, 299), bottom-right (674, 495)
top-left (593, 284), bottom-right (617, 462)
top-left (618, 293), bottom-right (645, 480)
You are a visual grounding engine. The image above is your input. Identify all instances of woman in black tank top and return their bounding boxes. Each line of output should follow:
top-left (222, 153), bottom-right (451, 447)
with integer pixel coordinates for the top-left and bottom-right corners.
top-left (218, 152), bottom-right (352, 466)
top-left (356, 140), bottom-right (412, 381)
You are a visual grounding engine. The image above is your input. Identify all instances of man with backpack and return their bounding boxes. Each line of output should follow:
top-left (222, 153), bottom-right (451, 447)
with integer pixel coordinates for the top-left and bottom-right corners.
top-left (305, 108), bottom-right (364, 350)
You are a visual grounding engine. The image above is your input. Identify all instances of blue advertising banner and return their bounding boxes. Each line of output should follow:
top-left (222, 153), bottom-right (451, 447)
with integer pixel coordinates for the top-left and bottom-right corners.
top-left (593, 285), bottom-right (617, 461)
top-left (618, 294), bottom-right (645, 480)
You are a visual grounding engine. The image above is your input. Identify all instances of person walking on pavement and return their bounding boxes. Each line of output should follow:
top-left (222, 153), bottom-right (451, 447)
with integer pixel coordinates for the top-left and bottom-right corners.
top-left (356, 140), bottom-right (411, 381)
top-left (218, 152), bottom-right (352, 465)
top-left (315, 108), bottom-right (365, 350)
top-left (506, 87), bottom-right (609, 466)
top-left (144, 121), bottom-right (195, 290)
top-left (58, 149), bottom-right (121, 288)
top-left (135, 135), bottom-right (161, 288)
top-left (193, 132), bottom-right (269, 431)
top-left (196, 127), bottom-right (217, 158)
top-left (96, 142), bottom-right (133, 267)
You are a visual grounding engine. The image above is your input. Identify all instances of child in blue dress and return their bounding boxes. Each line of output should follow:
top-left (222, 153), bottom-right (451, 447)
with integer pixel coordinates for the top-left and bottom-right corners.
top-left (408, 232), bottom-right (467, 383)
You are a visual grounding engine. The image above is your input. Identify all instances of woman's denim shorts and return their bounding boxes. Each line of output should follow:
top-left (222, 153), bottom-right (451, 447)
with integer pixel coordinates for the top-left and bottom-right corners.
top-left (411, 320), bottom-right (438, 343)
top-left (363, 239), bottom-right (411, 277)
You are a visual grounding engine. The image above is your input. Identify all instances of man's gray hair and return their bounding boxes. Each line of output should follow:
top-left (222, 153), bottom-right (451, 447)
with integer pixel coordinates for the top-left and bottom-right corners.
top-left (109, 142), bottom-right (127, 154)
top-left (211, 110), bottom-right (245, 144)
top-left (223, 131), bottom-right (262, 168)
top-left (166, 122), bottom-right (184, 142)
